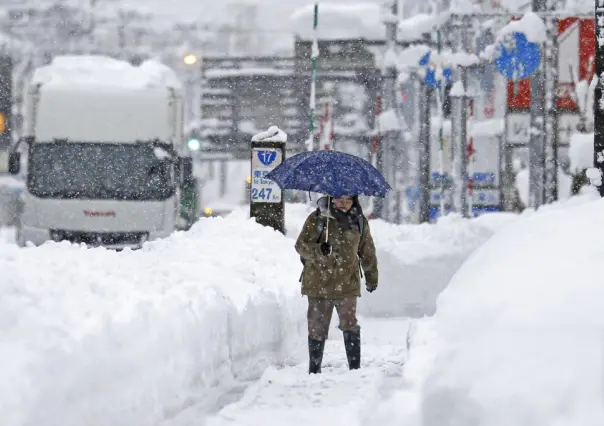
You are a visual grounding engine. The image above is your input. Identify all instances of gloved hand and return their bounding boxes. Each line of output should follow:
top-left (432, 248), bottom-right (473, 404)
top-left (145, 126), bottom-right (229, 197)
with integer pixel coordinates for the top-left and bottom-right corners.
top-left (320, 242), bottom-right (332, 256)
top-left (366, 283), bottom-right (377, 293)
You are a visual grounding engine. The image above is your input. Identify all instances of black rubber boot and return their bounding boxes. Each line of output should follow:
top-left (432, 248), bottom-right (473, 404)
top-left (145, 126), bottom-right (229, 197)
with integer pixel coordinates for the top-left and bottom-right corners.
top-left (308, 337), bottom-right (326, 374)
top-left (343, 330), bottom-right (361, 370)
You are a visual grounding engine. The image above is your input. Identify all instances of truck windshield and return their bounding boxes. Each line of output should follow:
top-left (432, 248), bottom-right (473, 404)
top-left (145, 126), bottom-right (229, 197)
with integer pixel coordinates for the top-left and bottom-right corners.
top-left (27, 142), bottom-right (175, 201)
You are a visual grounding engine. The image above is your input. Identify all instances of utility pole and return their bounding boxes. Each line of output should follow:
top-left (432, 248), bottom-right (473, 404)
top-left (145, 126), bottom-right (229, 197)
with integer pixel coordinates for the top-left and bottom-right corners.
top-left (380, 0), bottom-right (399, 222)
top-left (595, 0), bottom-right (604, 196)
top-left (89, 0), bottom-right (97, 52)
top-left (451, 15), bottom-right (472, 217)
top-left (418, 79), bottom-right (432, 223)
top-left (542, 0), bottom-right (559, 203)
top-left (529, 0), bottom-right (546, 209)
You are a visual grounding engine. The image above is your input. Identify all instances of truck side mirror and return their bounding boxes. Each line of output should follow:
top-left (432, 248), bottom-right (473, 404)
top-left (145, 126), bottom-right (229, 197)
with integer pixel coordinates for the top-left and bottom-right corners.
top-left (180, 157), bottom-right (194, 187)
top-left (8, 152), bottom-right (20, 175)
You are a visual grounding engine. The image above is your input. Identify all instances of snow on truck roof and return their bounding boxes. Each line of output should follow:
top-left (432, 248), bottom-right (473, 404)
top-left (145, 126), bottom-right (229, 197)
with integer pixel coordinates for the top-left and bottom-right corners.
top-left (31, 55), bottom-right (183, 91)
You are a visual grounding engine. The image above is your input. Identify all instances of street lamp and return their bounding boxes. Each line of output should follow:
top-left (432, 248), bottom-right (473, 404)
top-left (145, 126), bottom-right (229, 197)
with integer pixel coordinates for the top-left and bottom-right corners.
top-left (183, 54), bottom-right (197, 65)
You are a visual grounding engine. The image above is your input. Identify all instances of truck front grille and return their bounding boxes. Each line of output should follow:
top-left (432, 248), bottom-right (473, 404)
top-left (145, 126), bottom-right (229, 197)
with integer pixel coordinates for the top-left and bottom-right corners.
top-left (51, 230), bottom-right (148, 248)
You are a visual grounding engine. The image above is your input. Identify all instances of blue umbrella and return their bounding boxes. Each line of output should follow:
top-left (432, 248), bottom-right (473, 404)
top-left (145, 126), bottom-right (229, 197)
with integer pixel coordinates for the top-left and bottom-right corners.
top-left (264, 150), bottom-right (391, 198)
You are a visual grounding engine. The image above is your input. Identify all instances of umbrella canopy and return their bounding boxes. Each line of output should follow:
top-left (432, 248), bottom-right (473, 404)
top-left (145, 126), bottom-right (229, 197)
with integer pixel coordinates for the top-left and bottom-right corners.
top-left (265, 150), bottom-right (391, 198)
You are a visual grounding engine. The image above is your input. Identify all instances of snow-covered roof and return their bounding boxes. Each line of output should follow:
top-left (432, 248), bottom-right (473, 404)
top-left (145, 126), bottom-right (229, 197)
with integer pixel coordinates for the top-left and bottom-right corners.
top-left (31, 55), bottom-right (183, 91)
top-left (290, 3), bottom-right (385, 41)
top-left (398, 13), bottom-right (447, 42)
top-left (204, 68), bottom-right (292, 79)
top-left (448, 0), bottom-right (482, 14)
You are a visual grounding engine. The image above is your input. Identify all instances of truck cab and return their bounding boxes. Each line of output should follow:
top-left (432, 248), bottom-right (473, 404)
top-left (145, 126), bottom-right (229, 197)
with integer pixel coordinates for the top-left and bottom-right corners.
top-left (4, 56), bottom-right (191, 249)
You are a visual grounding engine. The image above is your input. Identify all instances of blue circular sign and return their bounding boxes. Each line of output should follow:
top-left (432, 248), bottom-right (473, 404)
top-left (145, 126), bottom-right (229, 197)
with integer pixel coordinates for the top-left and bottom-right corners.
top-left (494, 32), bottom-right (541, 81)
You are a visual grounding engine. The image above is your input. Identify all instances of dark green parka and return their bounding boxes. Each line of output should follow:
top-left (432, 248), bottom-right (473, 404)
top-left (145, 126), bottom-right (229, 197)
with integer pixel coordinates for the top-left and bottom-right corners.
top-left (295, 204), bottom-right (378, 299)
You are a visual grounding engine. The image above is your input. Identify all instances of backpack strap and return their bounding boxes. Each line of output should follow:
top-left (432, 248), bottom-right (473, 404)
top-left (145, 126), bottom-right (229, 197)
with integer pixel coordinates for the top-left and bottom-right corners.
top-left (357, 215), bottom-right (365, 279)
top-left (314, 208), bottom-right (326, 243)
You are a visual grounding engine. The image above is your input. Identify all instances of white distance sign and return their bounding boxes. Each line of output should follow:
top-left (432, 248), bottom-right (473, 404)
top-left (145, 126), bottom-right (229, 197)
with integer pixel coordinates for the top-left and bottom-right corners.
top-left (251, 147), bottom-right (283, 203)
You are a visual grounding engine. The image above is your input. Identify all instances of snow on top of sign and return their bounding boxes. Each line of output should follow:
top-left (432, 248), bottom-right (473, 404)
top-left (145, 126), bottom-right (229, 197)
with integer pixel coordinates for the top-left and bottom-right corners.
top-left (290, 3), bottom-right (384, 40)
top-left (569, 132), bottom-right (594, 173)
top-left (32, 55), bottom-right (182, 91)
top-left (497, 11), bottom-right (546, 44)
top-left (397, 45), bottom-right (431, 69)
top-left (480, 43), bottom-right (497, 61)
top-left (398, 13), bottom-right (447, 42)
top-left (252, 126), bottom-right (287, 143)
top-left (450, 81), bottom-right (465, 97)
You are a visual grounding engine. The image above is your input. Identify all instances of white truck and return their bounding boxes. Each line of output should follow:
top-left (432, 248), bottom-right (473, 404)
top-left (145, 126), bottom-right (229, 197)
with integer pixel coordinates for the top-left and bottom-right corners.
top-left (3, 55), bottom-right (192, 248)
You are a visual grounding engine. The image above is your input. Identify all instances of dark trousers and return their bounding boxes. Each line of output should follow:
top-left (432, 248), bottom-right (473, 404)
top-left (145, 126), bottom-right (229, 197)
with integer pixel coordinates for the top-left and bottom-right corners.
top-left (307, 296), bottom-right (360, 341)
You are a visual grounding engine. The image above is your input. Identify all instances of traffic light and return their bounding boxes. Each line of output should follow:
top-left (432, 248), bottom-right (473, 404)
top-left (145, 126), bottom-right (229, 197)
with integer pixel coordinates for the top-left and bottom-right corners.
top-left (187, 138), bottom-right (201, 151)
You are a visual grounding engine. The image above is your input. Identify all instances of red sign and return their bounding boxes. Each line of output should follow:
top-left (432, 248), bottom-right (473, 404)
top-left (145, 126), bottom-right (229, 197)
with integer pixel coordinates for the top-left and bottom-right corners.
top-left (507, 18), bottom-right (595, 110)
top-left (84, 210), bottom-right (116, 217)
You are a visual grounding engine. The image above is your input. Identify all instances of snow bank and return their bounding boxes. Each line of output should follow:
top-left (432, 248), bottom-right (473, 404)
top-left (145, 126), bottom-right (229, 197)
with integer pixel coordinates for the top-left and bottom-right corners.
top-left (32, 55), bottom-right (182, 90)
top-left (376, 194), bottom-right (604, 425)
top-left (290, 3), bottom-right (384, 40)
top-left (0, 215), bottom-right (305, 426)
top-left (515, 168), bottom-right (573, 207)
top-left (569, 132), bottom-right (593, 173)
top-left (356, 214), bottom-right (515, 318)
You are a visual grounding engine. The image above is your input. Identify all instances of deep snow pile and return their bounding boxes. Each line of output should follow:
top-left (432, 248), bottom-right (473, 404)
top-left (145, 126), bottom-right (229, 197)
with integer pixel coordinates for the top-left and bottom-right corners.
top-left (374, 192), bottom-right (604, 425)
top-left (0, 215), bottom-right (306, 426)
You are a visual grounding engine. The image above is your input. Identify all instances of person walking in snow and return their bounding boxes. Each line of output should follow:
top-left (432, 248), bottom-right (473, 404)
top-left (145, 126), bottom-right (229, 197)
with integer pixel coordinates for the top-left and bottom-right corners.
top-left (295, 195), bottom-right (378, 374)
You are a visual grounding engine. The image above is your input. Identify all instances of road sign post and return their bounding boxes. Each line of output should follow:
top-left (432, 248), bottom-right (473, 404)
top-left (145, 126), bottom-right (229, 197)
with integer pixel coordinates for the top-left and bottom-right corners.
top-left (250, 126), bottom-right (286, 233)
top-left (595, 1), bottom-right (604, 196)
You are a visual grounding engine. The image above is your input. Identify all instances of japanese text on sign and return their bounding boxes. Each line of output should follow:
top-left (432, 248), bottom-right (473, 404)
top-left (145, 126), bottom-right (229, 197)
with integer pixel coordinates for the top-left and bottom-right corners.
top-left (251, 148), bottom-right (282, 203)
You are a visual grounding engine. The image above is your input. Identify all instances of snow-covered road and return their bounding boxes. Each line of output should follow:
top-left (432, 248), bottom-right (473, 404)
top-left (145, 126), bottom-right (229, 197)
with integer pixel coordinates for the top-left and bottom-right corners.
top-left (0, 204), bottom-right (519, 425)
top-left (203, 317), bottom-right (411, 426)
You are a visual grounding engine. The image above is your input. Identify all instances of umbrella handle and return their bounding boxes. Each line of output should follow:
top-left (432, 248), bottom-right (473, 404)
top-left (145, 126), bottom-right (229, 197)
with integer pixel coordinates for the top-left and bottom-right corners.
top-left (325, 196), bottom-right (330, 242)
